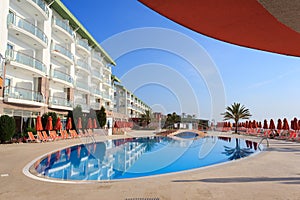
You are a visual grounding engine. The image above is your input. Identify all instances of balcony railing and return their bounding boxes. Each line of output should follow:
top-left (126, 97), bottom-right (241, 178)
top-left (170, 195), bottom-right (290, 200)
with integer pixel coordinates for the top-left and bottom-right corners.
top-left (52, 70), bottom-right (73, 84)
top-left (52, 43), bottom-right (73, 61)
top-left (76, 59), bottom-right (89, 71)
top-left (32, 0), bottom-right (49, 18)
top-left (4, 86), bottom-right (44, 103)
top-left (76, 39), bottom-right (91, 52)
top-left (76, 81), bottom-right (89, 91)
top-left (53, 17), bottom-right (74, 38)
top-left (6, 49), bottom-right (46, 73)
top-left (92, 70), bottom-right (101, 79)
top-left (91, 88), bottom-right (102, 96)
top-left (49, 96), bottom-right (72, 107)
top-left (7, 13), bottom-right (48, 45)
top-left (92, 52), bottom-right (102, 62)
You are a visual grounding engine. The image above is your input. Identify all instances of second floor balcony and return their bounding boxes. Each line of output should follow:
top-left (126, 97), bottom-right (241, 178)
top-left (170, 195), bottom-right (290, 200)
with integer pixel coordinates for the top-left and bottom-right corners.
top-left (52, 17), bottom-right (74, 43)
top-left (3, 85), bottom-right (45, 107)
top-left (7, 13), bottom-right (48, 49)
top-left (6, 49), bottom-right (46, 77)
top-left (51, 43), bottom-right (74, 65)
top-left (75, 59), bottom-right (90, 73)
top-left (91, 88), bottom-right (102, 97)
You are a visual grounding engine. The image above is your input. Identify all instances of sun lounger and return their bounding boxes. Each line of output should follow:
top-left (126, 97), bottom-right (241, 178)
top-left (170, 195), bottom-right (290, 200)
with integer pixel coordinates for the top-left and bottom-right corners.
top-left (26, 131), bottom-right (39, 143)
top-left (69, 130), bottom-right (79, 138)
top-left (49, 131), bottom-right (61, 140)
top-left (37, 131), bottom-right (46, 142)
top-left (61, 130), bottom-right (70, 139)
top-left (42, 131), bottom-right (53, 141)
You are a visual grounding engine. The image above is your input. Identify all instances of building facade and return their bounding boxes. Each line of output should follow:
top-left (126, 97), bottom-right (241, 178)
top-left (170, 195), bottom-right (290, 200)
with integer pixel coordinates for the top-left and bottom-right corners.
top-left (114, 84), bottom-right (151, 120)
top-left (0, 0), bottom-right (116, 132)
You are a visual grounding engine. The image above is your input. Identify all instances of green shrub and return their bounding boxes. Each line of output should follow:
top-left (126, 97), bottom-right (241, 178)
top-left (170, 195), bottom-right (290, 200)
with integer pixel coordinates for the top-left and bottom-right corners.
top-left (0, 115), bottom-right (16, 143)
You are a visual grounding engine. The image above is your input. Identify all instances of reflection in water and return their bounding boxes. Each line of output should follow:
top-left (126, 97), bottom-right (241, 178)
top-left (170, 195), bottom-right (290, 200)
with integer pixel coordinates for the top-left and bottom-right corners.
top-left (222, 138), bottom-right (254, 160)
top-left (34, 136), bottom-right (260, 181)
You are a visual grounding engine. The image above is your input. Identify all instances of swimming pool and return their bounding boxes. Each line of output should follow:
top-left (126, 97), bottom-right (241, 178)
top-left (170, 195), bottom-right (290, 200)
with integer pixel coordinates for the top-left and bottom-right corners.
top-left (33, 135), bottom-right (261, 181)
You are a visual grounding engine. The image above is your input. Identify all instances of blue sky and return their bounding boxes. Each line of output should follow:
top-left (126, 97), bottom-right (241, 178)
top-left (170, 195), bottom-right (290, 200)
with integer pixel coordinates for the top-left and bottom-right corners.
top-left (61, 0), bottom-right (300, 122)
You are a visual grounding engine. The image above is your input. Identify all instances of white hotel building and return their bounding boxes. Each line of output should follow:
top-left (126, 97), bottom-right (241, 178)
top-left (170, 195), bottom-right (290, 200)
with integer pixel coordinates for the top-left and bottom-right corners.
top-left (0, 0), bottom-right (150, 132)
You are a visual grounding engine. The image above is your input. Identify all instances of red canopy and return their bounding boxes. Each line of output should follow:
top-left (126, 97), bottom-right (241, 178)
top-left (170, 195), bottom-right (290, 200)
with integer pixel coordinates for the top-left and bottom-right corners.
top-left (55, 117), bottom-right (62, 131)
top-left (45, 116), bottom-right (53, 131)
top-left (139, 0), bottom-right (300, 57)
top-left (66, 117), bottom-right (72, 130)
top-left (36, 116), bottom-right (43, 131)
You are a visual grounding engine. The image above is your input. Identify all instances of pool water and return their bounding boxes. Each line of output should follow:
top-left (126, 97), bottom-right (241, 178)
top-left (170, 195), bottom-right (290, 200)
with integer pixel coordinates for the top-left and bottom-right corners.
top-left (34, 134), bottom-right (260, 181)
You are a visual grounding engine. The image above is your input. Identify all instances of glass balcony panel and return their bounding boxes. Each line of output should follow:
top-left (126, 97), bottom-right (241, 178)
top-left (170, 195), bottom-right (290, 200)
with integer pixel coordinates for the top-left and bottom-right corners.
top-left (4, 86), bottom-right (44, 103)
top-left (7, 13), bottom-right (48, 45)
top-left (6, 49), bottom-right (46, 73)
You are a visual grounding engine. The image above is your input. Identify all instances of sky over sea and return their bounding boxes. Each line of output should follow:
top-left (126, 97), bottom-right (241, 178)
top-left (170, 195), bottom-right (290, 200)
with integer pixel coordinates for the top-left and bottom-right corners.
top-left (61, 0), bottom-right (300, 122)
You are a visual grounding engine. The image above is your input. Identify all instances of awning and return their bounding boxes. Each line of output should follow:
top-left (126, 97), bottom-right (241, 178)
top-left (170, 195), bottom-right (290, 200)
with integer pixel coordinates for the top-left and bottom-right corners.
top-left (139, 0), bottom-right (300, 57)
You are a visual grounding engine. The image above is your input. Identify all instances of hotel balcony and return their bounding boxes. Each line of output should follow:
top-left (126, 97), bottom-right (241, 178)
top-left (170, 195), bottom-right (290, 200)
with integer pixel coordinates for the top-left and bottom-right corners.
top-left (6, 49), bottom-right (46, 77)
top-left (52, 17), bottom-right (74, 43)
top-left (74, 98), bottom-right (89, 113)
top-left (91, 88), bottom-right (102, 98)
top-left (91, 52), bottom-right (103, 66)
top-left (102, 65), bottom-right (111, 73)
top-left (48, 96), bottom-right (73, 111)
top-left (102, 92), bottom-right (111, 102)
top-left (3, 86), bottom-right (45, 107)
top-left (14, 0), bottom-right (49, 21)
top-left (102, 79), bottom-right (111, 87)
top-left (50, 69), bottom-right (73, 87)
top-left (7, 13), bottom-right (48, 49)
top-left (51, 43), bottom-right (74, 65)
top-left (76, 39), bottom-right (91, 56)
top-left (91, 70), bottom-right (102, 81)
top-left (90, 102), bottom-right (101, 110)
top-left (75, 81), bottom-right (90, 93)
top-left (75, 59), bottom-right (90, 74)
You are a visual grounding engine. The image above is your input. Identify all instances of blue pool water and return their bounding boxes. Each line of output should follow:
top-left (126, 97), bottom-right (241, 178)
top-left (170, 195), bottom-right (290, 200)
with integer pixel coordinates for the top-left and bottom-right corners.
top-left (34, 134), bottom-right (261, 181)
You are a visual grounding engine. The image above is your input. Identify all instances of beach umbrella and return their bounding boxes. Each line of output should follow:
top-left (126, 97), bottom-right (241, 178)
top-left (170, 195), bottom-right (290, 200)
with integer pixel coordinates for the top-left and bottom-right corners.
top-left (55, 117), bottom-right (62, 131)
top-left (93, 118), bottom-right (98, 129)
top-left (76, 117), bottom-right (82, 129)
top-left (269, 119), bottom-right (275, 130)
top-left (277, 119), bottom-right (282, 130)
top-left (252, 120), bottom-right (257, 129)
top-left (248, 121), bottom-right (252, 129)
top-left (87, 118), bottom-right (93, 129)
top-left (293, 117), bottom-right (298, 131)
top-left (298, 120), bottom-right (300, 130)
top-left (263, 119), bottom-right (268, 129)
top-left (283, 118), bottom-right (289, 130)
top-left (66, 117), bottom-right (72, 130)
top-left (45, 116), bottom-right (53, 131)
top-left (258, 121), bottom-right (262, 128)
top-left (36, 116), bottom-right (43, 131)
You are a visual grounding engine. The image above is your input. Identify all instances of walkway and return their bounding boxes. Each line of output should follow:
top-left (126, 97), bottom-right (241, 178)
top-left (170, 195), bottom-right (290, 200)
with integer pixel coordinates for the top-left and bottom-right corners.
top-left (0, 131), bottom-right (299, 200)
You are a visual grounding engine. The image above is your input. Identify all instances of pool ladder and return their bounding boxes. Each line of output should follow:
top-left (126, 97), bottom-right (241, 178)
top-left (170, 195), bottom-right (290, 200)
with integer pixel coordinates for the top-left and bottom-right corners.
top-left (258, 136), bottom-right (269, 150)
top-left (85, 134), bottom-right (96, 144)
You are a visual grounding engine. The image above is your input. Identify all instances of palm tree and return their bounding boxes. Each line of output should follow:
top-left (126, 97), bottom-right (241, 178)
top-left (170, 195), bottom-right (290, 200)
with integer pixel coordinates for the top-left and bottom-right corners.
top-left (140, 110), bottom-right (151, 127)
top-left (222, 102), bottom-right (251, 134)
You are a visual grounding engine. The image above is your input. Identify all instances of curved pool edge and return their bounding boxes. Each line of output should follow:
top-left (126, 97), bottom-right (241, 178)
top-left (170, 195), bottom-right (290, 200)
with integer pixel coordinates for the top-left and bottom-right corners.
top-left (23, 135), bottom-right (265, 184)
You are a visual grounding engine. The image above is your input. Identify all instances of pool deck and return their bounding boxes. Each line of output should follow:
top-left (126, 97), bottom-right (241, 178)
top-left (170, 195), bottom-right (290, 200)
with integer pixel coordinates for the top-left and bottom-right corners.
top-left (0, 131), bottom-right (300, 200)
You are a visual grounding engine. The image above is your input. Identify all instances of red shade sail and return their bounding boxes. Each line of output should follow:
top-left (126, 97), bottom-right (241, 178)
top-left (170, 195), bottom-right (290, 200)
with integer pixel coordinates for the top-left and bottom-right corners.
top-left (45, 116), bottom-right (53, 131)
top-left (66, 117), bottom-right (72, 130)
top-left (36, 116), bottom-right (43, 131)
top-left (77, 117), bottom-right (82, 129)
top-left (55, 117), bottom-right (62, 131)
top-left (139, 0), bottom-right (300, 57)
